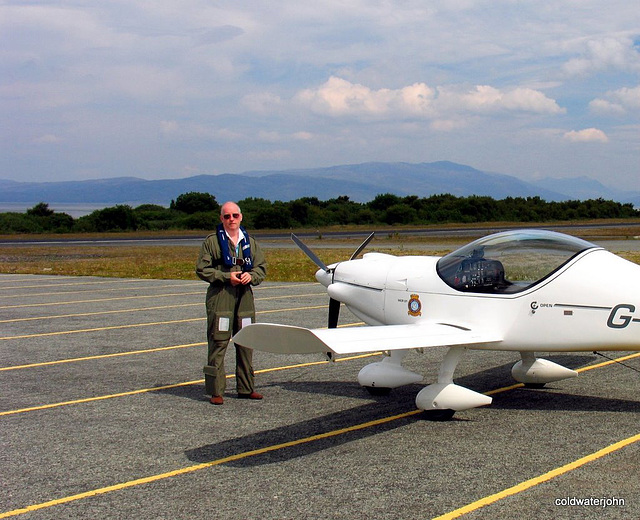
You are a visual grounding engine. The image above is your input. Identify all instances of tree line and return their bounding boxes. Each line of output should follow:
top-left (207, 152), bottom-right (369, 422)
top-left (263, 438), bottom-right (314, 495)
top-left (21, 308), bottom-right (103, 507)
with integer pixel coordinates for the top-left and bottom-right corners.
top-left (0, 192), bottom-right (638, 234)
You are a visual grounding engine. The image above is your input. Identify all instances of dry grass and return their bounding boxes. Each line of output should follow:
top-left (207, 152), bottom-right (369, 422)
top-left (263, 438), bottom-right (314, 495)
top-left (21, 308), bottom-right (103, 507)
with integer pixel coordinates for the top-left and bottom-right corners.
top-left (0, 246), bottom-right (202, 280)
top-left (0, 244), bottom-right (435, 281)
top-left (1, 221), bottom-right (639, 282)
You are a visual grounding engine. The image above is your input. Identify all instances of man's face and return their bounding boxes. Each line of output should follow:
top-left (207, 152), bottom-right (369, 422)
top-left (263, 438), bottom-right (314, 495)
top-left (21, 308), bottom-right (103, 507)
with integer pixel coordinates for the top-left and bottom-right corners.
top-left (220, 204), bottom-right (243, 233)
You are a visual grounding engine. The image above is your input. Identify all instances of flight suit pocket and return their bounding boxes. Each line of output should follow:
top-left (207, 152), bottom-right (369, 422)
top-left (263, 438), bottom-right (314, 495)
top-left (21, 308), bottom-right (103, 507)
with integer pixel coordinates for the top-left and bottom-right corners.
top-left (236, 310), bottom-right (255, 332)
top-left (212, 311), bottom-right (234, 341)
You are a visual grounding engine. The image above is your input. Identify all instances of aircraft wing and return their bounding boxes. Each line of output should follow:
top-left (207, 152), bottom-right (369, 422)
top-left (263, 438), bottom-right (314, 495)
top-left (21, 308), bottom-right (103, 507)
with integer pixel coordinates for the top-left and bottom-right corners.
top-left (232, 322), bottom-right (502, 355)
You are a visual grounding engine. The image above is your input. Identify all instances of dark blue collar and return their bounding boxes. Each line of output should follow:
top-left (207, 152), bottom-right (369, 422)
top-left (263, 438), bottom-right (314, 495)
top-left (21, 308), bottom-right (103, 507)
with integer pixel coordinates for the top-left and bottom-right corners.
top-left (216, 223), bottom-right (253, 271)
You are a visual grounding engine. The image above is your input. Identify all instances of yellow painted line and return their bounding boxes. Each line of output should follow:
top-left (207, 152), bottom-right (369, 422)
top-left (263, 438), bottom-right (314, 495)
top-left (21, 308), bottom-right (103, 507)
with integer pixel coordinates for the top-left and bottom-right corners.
top-left (0, 304), bottom-right (328, 340)
top-left (0, 281), bottom-right (317, 303)
top-left (0, 278), bottom-right (148, 290)
top-left (0, 291), bottom-right (203, 309)
top-left (0, 303), bottom-right (201, 323)
top-left (257, 305), bottom-right (327, 315)
top-left (432, 432), bottom-right (640, 520)
top-left (0, 276), bottom-right (79, 284)
top-left (0, 282), bottom-right (202, 299)
top-left (0, 342), bottom-right (207, 371)
top-left (0, 283), bottom-right (320, 309)
top-left (0, 406), bottom-right (418, 519)
top-left (0, 380), bottom-right (204, 417)
top-left (0, 293), bottom-right (325, 323)
top-left (577, 351), bottom-right (640, 371)
top-left (0, 318), bottom-right (204, 340)
top-left (0, 353), bottom-right (379, 417)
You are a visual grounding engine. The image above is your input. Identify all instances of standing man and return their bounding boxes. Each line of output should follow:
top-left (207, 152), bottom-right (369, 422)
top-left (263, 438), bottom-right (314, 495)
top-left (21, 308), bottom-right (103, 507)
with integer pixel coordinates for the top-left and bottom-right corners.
top-left (196, 201), bottom-right (267, 405)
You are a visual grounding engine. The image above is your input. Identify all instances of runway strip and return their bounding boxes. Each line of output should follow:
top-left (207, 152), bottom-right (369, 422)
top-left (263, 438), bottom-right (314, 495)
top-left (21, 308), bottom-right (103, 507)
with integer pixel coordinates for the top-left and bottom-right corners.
top-left (2, 353), bottom-right (638, 519)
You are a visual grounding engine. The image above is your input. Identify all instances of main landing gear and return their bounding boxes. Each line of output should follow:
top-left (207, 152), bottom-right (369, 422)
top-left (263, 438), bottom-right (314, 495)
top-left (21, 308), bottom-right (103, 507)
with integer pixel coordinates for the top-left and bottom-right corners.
top-left (358, 347), bottom-right (492, 421)
top-left (358, 348), bottom-right (578, 421)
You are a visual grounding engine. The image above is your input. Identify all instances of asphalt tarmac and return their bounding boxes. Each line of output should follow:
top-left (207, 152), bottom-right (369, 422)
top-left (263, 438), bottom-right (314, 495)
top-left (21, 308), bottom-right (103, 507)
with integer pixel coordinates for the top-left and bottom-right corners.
top-left (1, 274), bottom-right (639, 519)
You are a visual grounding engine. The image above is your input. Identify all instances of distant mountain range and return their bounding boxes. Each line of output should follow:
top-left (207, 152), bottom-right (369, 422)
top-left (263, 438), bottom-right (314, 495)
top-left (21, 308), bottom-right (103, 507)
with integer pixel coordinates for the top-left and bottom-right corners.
top-left (1, 161), bottom-right (639, 208)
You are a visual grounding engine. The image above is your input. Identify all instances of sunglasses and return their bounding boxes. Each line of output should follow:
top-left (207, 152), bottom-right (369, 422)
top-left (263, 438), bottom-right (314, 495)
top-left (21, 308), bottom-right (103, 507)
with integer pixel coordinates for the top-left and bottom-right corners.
top-left (222, 213), bottom-right (240, 220)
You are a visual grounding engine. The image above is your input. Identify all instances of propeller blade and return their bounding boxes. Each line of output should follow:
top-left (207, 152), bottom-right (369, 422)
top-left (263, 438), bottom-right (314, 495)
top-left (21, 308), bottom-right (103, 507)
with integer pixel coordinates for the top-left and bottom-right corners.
top-left (328, 297), bottom-right (341, 329)
top-left (291, 233), bottom-right (330, 272)
top-left (350, 231), bottom-right (375, 260)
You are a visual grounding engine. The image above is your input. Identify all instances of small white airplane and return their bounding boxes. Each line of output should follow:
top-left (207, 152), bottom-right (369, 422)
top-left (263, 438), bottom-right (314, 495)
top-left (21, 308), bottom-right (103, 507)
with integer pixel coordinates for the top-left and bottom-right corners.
top-left (233, 229), bottom-right (640, 419)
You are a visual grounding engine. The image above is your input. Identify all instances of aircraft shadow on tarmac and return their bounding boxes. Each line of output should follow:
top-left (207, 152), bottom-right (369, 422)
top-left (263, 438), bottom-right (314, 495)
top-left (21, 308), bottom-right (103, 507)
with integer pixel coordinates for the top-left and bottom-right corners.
top-left (490, 388), bottom-right (640, 414)
top-left (184, 399), bottom-right (422, 468)
top-left (183, 354), bottom-right (639, 468)
top-left (184, 389), bottom-right (639, 469)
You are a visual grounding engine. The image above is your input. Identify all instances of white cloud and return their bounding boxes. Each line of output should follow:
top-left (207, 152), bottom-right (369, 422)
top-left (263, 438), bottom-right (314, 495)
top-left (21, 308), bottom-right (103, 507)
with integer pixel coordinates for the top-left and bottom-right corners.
top-left (295, 77), bottom-right (414, 117)
top-left (589, 85), bottom-right (640, 115)
top-left (442, 85), bottom-right (565, 114)
top-left (563, 128), bottom-right (609, 143)
top-left (612, 85), bottom-right (640, 109)
top-left (295, 77), bottom-right (564, 120)
top-left (588, 98), bottom-right (626, 116)
top-left (563, 37), bottom-right (640, 76)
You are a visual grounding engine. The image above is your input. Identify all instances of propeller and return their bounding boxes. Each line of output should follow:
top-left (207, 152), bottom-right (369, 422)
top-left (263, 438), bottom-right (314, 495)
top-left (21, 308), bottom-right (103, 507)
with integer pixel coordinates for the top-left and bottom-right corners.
top-left (291, 232), bottom-right (375, 329)
top-left (291, 233), bottom-right (330, 272)
top-left (350, 231), bottom-right (375, 260)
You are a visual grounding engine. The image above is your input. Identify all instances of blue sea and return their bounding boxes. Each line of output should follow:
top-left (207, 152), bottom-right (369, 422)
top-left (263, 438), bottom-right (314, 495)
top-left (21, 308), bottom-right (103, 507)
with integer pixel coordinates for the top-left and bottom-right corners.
top-left (0, 203), bottom-right (115, 218)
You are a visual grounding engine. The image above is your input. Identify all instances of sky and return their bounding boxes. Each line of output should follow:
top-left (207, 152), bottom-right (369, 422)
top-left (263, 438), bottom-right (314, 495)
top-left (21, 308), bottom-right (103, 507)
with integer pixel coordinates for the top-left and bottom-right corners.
top-left (2, 1), bottom-right (640, 190)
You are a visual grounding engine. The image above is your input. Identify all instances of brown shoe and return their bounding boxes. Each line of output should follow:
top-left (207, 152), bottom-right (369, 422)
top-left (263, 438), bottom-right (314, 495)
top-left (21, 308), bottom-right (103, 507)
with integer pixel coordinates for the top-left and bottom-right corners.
top-left (209, 395), bottom-right (224, 405)
top-left (238, 391), bottom-right (263, 400)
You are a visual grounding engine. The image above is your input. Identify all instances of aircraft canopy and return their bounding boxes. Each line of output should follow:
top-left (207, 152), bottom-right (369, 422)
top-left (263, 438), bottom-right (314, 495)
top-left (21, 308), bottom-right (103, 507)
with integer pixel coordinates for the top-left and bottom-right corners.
top-left (436, 229), bottom-right (598, 294)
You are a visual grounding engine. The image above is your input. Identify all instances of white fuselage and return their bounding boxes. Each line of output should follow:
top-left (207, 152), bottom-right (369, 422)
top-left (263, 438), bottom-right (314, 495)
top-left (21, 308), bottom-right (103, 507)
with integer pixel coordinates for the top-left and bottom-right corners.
top-left (319, 249), bottom-right (640, 353)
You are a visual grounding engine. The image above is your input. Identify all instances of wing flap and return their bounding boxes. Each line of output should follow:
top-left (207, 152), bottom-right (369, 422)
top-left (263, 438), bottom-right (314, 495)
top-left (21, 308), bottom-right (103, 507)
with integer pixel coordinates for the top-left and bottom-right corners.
top-left (233, 322), bottom-right (502, 355)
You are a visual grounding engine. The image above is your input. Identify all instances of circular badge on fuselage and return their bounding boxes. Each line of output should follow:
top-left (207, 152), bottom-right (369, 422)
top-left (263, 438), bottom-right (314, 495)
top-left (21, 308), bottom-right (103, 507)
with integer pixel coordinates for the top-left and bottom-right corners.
top-left (408, 294), bottom-right (422, 317)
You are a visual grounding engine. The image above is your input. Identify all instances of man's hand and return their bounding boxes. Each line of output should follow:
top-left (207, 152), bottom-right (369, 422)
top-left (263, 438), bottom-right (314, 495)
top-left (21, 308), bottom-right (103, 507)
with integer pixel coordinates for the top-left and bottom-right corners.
top-left (230, 271), bottom-right (252, 285)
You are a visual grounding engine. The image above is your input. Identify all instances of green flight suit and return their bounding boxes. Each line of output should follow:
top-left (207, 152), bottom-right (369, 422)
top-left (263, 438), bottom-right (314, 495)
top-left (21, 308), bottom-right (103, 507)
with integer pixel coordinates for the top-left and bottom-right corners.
top-left (195, 231), bottom-right (267, 397)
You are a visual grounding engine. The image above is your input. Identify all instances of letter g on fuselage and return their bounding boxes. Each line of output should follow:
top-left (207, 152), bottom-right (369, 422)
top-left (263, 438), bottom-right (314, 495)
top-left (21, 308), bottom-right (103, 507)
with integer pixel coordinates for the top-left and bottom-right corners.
top-left (607, 304), bottom-right (636, 329)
